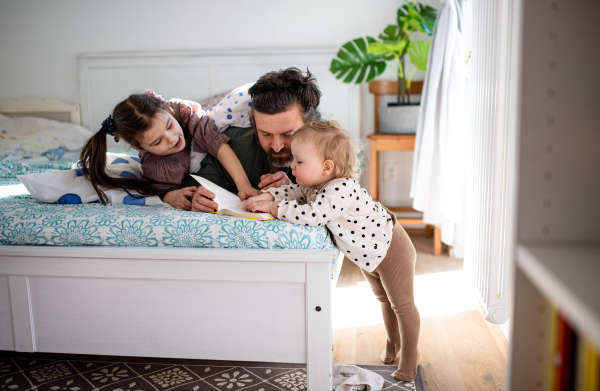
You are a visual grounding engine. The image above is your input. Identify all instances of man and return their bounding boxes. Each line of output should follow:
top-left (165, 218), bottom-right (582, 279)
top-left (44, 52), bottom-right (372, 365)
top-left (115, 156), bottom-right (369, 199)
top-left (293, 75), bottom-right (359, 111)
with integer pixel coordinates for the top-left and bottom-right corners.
top-left (186, 67), bottom-right (322, 213)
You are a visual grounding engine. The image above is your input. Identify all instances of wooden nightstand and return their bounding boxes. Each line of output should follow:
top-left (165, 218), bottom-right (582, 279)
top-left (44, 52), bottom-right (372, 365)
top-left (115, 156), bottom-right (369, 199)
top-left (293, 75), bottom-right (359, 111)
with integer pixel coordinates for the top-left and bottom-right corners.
top-left (368, 80), bottom-right (442, 256)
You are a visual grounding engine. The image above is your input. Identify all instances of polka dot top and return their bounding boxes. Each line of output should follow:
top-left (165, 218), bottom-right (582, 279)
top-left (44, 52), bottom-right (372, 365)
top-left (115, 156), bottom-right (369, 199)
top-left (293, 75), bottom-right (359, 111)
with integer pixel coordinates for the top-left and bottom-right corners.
top-left (265, 178), bottom-right (394, 272)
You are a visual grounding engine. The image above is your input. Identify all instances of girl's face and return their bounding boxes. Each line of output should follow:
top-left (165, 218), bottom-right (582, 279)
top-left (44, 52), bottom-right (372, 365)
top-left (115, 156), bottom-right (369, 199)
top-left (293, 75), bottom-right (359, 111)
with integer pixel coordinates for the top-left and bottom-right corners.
top-left (290, 139), bottom-right (335, 188)
top-left (133, 111), bottom-right (185, 156)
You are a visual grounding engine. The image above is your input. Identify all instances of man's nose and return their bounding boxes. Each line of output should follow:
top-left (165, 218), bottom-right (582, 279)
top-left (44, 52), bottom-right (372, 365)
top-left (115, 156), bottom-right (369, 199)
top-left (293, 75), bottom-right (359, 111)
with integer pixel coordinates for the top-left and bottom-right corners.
top-left (272, 135), bottom-right (284, 152)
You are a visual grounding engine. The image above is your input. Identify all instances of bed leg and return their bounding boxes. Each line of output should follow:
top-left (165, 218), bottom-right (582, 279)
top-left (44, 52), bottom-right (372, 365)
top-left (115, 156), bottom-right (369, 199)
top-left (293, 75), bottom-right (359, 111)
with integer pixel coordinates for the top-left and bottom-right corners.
top-left (8, 276), bottom-right (35, 352)
top-left (305, 262), bottom-right (333, 390)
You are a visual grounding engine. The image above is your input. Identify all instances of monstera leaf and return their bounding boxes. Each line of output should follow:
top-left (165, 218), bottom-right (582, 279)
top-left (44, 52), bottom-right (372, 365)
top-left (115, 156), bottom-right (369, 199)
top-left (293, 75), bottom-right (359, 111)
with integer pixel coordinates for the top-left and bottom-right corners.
top-left (330, 36), bottom-right (387, 84)
top-left (398, 1), bottom-right (438, 35)
top-left (407, 40), bottom-right (430, 71)
top-left (379, 24), bottom-right (402, 42)
top-left (406, 40), bottom-right (431, 87)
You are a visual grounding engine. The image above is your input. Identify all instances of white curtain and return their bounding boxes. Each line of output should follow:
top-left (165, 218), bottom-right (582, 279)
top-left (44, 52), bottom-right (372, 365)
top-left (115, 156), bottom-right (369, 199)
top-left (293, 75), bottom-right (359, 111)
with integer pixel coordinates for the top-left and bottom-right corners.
top-left (410, 0), bottom-right (469, 252)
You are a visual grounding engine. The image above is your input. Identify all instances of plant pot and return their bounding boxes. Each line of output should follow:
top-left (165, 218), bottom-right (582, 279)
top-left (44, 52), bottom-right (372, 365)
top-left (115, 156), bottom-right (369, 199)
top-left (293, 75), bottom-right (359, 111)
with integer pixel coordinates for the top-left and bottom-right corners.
top-left (378, 104), bottom-right (421, 134)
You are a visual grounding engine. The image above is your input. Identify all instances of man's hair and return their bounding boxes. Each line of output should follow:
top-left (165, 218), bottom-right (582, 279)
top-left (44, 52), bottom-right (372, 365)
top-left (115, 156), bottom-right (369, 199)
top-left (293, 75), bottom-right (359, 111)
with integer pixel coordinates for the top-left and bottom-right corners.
top-left (249, 67), bottom-right (322, 125)
top-left (292, 120), bottom-right (361, 179)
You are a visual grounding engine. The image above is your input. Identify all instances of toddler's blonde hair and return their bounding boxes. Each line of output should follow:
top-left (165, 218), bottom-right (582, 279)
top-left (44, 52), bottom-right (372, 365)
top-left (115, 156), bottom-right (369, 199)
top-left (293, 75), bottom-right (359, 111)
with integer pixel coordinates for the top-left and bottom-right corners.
top-left (292, 120), bottom-right (361, 179)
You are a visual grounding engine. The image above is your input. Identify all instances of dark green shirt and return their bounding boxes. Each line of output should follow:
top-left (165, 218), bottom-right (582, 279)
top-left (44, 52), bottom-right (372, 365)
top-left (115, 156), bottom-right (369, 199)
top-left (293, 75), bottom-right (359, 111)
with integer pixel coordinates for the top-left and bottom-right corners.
top-left (180, 126), bottom-right (295, 193)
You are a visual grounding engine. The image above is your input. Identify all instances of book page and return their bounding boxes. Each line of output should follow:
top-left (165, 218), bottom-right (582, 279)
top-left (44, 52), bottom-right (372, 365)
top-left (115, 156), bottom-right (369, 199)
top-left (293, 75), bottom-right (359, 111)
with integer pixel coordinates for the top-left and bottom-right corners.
top-left (190, 175), bottom-right (240, 209)
top-left (190, 174), bottom-right (274, 220)
top-left (219, 201), bottom-right (274, 220)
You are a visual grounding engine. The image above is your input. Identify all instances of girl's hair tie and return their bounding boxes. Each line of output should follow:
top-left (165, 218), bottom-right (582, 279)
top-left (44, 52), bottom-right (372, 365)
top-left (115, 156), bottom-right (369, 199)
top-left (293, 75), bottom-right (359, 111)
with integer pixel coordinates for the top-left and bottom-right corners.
top-left (143, 89), bottom-right (166, 102)
top-left (101, 115), bottom-right (116, 136)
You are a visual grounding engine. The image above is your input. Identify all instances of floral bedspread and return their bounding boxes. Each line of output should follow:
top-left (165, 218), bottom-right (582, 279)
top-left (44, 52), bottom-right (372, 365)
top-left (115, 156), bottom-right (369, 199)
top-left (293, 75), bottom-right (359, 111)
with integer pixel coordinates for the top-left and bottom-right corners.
top-left (0, 193), bottom-right (334, 249)
top-left (0, 156), bottom-right (335, 249)
top-left (0, 160), bottom-right (77, 185)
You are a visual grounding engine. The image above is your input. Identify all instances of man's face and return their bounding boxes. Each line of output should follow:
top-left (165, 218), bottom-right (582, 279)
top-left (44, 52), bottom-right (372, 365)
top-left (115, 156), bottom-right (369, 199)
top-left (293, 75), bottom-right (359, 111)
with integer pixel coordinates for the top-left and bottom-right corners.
top-left (254, 105), bottom-right (305, 168)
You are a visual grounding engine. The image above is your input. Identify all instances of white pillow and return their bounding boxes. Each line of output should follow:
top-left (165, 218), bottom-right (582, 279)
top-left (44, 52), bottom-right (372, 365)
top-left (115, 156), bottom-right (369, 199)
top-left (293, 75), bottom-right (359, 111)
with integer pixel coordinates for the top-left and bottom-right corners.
top-left (18, 153), bottom-right (168, 206)
top-left (0, 114), bottom-right (93, 150)
top-left (207, 82), bottom-right (254, 130)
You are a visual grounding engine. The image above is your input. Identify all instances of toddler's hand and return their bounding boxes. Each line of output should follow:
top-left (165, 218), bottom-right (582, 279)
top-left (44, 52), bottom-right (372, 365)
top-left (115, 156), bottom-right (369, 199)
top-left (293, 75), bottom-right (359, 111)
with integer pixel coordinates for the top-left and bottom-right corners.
top-left (238, 185), bottom-right (261, 201)
top-left (245, 192), bottom-right (275, 203)
top-left (245, 199), bottom-right (274, 214)
top-left (163, 187), bottom-right (197, 210)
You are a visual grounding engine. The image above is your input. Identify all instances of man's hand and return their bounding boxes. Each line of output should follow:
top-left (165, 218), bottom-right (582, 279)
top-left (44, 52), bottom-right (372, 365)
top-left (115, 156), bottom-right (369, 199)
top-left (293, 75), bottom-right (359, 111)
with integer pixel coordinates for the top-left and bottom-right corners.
top-left (237, 184), bottom-right (261, 201)
top-left (162, 187), bottom-right (196, 210)
top-left (258, 171), bottom-right (291, 190)
top-left (191, 186), bottom-right (219, 213)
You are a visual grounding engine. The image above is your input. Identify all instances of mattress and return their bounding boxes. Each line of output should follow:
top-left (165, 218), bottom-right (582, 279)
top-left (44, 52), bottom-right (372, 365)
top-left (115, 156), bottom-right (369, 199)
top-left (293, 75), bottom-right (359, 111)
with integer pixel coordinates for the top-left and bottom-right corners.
top-left (0, 158), bottom-right (335, 250)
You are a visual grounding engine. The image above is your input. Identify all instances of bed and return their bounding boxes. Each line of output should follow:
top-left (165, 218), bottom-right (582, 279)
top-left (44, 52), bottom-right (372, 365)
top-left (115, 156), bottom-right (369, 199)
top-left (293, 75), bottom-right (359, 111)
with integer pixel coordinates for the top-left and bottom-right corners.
top-left (0, 49), bottom-right (359, 390)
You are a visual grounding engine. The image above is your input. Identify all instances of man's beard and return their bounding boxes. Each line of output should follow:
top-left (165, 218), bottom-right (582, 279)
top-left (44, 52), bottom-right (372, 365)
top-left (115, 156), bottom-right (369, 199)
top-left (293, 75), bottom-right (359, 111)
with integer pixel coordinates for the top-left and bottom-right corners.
top-left (266, 147), bottom-right (293, 168)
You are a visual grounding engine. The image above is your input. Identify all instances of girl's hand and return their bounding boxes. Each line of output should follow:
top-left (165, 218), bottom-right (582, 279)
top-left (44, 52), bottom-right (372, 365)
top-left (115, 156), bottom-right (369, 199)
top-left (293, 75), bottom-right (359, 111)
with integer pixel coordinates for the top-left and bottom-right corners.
top-left (238, 185), bottom-right (261, 201)
top-left (163, 187), bottom-right (197, 210)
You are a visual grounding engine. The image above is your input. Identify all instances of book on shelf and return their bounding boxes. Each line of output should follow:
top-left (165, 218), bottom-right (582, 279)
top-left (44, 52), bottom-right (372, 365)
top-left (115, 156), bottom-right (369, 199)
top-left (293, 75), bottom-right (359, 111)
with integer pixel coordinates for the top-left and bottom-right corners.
top-left (550, 308), bottom-right (600, 391)
top-left (190, 175), bottom-right (274, 220)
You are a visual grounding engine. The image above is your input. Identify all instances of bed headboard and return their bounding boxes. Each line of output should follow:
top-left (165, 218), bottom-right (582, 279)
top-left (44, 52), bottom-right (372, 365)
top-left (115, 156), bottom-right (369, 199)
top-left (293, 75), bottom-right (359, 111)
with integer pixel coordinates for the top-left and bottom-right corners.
top-left (78, 49), bottom-right (361, 144)
top-left (0, 97), bottom-right (81, 125)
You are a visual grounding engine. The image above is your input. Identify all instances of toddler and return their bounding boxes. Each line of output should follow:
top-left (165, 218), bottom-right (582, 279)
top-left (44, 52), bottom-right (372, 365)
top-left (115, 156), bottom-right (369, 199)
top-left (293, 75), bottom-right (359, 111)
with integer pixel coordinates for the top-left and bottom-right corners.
top-left (80, 89), bottom-right (259, 208)
top-left (245, 120), bottom-right (420, 381)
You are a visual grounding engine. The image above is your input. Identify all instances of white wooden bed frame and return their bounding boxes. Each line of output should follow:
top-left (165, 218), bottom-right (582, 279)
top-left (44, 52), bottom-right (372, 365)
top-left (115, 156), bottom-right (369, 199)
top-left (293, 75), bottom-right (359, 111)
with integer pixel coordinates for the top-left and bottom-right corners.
top-left (0, 247), bottom-right (336, 389)
top-left (0, 49), bottom-right (360, 389)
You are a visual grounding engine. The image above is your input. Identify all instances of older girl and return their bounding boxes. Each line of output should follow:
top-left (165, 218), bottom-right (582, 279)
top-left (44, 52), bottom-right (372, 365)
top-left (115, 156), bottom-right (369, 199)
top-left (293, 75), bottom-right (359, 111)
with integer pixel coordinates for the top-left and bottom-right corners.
top-left (80, 90), bottom-right (259, 209)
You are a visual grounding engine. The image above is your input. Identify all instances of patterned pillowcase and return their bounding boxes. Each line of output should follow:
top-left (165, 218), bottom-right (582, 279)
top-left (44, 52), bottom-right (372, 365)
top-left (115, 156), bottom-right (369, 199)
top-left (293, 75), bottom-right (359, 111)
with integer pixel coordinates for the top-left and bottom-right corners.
top-left (197, 91), bottom-right (231, 110)
top-left (206, 83), bottom-right (254, 130)
top-left (17, 153), bottom-right (166, 206)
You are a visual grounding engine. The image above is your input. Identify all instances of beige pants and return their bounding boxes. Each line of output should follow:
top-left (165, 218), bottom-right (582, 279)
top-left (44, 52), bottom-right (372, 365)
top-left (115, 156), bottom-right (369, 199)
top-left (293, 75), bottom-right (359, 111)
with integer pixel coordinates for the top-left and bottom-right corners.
top-left (346, 212), bottom-right (420, 381)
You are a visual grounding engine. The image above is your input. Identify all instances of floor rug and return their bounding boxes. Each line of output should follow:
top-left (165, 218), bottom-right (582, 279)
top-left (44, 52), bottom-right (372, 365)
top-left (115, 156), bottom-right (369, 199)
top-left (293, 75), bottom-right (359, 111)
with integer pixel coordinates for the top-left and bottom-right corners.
top-left (0, 351), bottom-right (426, 391)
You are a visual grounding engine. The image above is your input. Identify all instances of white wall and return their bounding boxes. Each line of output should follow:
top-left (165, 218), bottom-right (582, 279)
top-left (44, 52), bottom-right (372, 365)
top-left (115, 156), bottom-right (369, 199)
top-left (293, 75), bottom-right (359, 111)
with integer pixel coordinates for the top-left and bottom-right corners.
top-left (0, 0), bottom-right (438, 206)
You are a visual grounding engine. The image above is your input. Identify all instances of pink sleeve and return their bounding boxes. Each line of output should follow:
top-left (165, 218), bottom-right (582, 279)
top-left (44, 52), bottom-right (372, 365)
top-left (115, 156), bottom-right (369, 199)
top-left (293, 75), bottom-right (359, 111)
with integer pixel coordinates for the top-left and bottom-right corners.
top-left (167, 99), bottom-right (230, 158)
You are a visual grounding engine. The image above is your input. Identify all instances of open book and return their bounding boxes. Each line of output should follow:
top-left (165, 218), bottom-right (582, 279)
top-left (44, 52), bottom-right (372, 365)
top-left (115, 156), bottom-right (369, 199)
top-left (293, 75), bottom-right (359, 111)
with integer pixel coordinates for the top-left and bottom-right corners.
top-left (190, 175), bottom-right (274, 220)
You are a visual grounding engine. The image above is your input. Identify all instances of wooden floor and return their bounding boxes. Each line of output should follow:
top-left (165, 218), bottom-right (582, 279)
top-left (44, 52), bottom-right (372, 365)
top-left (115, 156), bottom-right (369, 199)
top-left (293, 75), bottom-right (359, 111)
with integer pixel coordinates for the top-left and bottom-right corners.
top-left (332, 230), bottom-right (508, 391)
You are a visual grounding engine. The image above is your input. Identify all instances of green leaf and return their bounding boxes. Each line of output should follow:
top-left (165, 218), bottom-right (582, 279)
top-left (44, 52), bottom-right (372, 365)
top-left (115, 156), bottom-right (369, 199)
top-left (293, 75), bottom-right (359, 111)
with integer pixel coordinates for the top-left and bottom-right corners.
top-left (329, 36), bottom-right (387, 84)
top-left (379, 24), bottom-right (401, 41)
top-left (397, 1), bottom-right (438, 35)
top-left (407, 40), bottom-right (430, 71)
top-left (367, 40), bottom-right (407, 56)
top-left (419, 5), bottom-right (438, 33)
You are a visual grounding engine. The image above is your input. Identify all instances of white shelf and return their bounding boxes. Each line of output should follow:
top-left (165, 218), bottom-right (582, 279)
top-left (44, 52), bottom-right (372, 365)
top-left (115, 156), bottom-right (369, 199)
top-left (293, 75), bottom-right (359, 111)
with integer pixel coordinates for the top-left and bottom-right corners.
top-left (517, 244), bottom-right (600, 347)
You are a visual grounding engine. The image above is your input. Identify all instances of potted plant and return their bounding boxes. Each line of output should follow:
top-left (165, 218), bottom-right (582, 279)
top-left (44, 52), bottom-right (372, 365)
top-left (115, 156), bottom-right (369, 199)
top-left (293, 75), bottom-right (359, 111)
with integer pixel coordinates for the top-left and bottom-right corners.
top-left (329, 1), bottom-right (437, 133)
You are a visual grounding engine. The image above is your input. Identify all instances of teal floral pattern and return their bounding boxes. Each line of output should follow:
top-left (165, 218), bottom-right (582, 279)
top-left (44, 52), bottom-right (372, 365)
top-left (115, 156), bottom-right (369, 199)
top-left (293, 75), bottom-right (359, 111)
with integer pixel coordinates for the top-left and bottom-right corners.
top-left (218, 219), bottom-right (269, 249)
top-left (278, 230), bottom-right (312, 249)
top-left (163, 220), bottom-right (212, 247)
top-left (0, 160), bottom-right (77, 179)
top-left (52, 220), bottom-right (102, 246)
top-left (106, 220), bottom-right (157, 247)
top-left (0, 190), bottom-right (335, 250)
top-left (1, 222), bottom-right (45, 245)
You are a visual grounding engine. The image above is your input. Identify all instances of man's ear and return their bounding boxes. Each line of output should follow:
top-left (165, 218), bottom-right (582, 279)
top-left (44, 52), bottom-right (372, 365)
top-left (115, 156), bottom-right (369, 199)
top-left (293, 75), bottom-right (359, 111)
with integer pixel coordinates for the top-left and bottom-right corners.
top-left (322, 160), bottom-right (335, 176)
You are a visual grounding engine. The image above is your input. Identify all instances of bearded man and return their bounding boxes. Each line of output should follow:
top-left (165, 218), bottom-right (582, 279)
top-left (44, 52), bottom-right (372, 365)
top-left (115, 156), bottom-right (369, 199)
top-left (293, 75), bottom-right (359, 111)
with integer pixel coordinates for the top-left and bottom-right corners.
top-left (184, 67), bottom-right (322, 213)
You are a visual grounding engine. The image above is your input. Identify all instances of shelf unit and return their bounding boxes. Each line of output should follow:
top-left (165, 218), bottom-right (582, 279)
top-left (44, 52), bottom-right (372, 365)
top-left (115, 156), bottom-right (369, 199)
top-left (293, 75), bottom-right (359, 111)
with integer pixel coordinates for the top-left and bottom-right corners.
top-left (507, 0), bottom-right (600, 390)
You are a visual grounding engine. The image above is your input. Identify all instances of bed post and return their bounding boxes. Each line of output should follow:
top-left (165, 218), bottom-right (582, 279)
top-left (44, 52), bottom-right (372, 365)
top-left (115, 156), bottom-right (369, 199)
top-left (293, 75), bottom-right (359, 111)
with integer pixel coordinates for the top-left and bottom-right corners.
top-left (8, 276), bottom-right (35, 352)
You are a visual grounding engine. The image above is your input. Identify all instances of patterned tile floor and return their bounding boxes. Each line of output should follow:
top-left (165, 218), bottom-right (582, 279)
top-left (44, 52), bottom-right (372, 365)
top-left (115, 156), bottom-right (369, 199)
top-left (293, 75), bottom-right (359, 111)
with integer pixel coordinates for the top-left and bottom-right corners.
top-left (0, 352), bottom-right (425, 391)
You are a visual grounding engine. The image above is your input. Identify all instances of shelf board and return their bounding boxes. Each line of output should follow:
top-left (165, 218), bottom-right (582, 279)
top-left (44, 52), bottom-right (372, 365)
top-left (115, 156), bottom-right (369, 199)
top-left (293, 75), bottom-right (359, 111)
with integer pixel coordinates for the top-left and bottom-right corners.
top-left (517, 244), bottom-right (600, 347)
